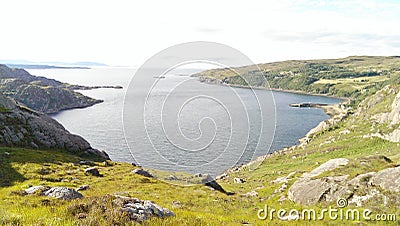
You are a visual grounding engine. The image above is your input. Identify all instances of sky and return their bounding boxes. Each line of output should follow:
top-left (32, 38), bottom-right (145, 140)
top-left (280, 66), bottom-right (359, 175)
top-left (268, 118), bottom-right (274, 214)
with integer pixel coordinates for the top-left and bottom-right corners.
top-left (1, 0), bottom-right (400, 66)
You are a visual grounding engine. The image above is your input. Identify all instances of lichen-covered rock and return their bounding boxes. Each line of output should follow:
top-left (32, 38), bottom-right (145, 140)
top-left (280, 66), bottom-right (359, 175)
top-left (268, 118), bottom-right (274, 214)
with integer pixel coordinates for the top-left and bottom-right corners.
top-left (301, 113), bottom-right (347, 142)
top-left (287, 157), bottom-right (399, 207)
top-left (370, 167), bottom-right (400, 192)
top-left (25, 185), bottom-right (49, 194)
top-left (357, 85), bottom-right (400, 142)
top-left (113, 195), bottom-right (175, 222)
top-left (43, 187), bottom-right (83, 200)
top-left (370, 88), bottom-right (400, 125)
top-left (303, 158), bottom-right (349, 178)
top-left (347, 172), bottom-right (376, 189)
top-left (288, 175), bottom-right (351, 205)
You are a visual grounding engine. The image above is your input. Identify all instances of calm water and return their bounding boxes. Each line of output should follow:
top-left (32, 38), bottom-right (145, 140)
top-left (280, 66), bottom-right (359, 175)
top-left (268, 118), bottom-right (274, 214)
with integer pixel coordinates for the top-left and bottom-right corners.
top-left (28, 68), bottom-right (341, 175)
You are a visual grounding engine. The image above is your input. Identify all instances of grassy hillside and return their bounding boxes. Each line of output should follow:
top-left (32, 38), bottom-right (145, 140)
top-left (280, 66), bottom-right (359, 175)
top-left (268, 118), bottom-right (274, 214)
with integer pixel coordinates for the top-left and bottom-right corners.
top-left (194, 56), bottom-right (400, 105)
top-left (1, 56), bottom-right (400, 225)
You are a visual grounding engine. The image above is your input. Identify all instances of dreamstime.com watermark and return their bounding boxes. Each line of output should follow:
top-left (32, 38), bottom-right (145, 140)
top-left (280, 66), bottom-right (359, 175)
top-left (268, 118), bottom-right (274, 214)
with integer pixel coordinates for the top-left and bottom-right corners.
top-left (257, 198), bottom-right (397, 222)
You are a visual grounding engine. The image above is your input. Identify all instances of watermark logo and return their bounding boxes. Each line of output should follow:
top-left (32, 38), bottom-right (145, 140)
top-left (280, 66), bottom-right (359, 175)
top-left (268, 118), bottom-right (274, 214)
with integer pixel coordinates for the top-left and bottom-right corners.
top-left (257, 198), bottom-right (397, 222)
top-left (122, 41), bottom-right (276, 184)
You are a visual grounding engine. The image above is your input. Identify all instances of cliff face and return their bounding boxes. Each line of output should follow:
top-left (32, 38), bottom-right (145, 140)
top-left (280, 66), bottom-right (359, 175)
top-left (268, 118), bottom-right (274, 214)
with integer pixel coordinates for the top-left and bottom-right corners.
top-left (0, 65), bottom-right (102, 114)
top-left (0, 93), bottom-right (108, 160)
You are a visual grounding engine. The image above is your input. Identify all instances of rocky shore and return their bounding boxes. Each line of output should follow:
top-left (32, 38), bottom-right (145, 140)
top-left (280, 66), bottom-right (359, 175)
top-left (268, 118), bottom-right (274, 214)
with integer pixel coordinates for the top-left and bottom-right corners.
top-left (0, 92), bottom-right (108, 160)
top-left (0, 64), bottom-right (122, 114)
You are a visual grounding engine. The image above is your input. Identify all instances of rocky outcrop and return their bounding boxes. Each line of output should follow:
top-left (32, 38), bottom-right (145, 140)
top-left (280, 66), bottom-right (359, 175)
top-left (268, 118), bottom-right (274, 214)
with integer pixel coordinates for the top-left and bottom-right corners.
top-left (25, 185), bottom-right (48, 194)
top-left (359, 85), bottom-right (398, 122)
top-left (369, 167), bottom-right (400, 192)
top-left (303, 158), bottom-right (349, 178)
top-left (113, 195), bottom-right (175, 221)
top-left (288, 158), bottom-right (350, 205)
top-left (288, 175), bottom-right (351, 205)
top-left (0, 93), bottom-right (109, 160)
top-left (287, 157), bottom-right (400, 206)
top-left (299, 112), bottom-right (347, 145)
top-left (44, 187), bottom-right (84, 200)
top-left (357, 85), bottom-right (400, 142)
top-left (69, 195), bottom-right (175, 223)
top-left (0, 64), bottom-right (102, 114)
top-left (24, 186), bottom-right (83, 200)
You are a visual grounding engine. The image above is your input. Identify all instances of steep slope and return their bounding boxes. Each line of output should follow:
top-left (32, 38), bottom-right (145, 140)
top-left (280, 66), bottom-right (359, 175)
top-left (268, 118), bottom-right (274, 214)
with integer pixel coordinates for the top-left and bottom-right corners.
top-left (0, 64), bottom-right (102, 114)
top-left (0, 93), bottom-right (108, 160)
top-left (355, 85), bottom-right (400, 142)
top-left (219, 84), bottom-right (400, 215)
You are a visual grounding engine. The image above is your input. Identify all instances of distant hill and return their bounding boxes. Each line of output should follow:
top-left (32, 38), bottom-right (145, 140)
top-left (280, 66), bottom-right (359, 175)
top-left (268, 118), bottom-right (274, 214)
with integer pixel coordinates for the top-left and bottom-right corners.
top-left (63, 61), bottom-right (108, 67)
top-left (0, 60), bottom-right (108, 68)
top-left (194, 56), bottom-right (400, 105)
top-left (6, 64), bottom-right (90, 69)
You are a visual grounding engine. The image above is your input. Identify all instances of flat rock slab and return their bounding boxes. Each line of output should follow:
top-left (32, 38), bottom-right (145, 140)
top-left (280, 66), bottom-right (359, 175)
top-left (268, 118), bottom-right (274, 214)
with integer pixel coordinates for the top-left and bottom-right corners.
top-left (370, 166), bottom-right (400, 192)
top-left (288, 157), bottom-right (400, 206)
top-left (303, 158), bottom-right (349, 178)
top-left (288, 177), bottom-right (349, 206)
top-left (25, 186), bottom-right (48, 194)
top-left (288, 158), bottom-right (351, 205)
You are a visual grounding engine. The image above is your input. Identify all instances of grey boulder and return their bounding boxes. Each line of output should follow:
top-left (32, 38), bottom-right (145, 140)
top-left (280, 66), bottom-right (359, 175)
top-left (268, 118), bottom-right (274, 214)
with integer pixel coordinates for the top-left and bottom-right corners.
top-left (43, 187), bottom-right (83, 200)
top-left (131, 168), bottom-right (153, 178)
top-left (84, 167), bottom-right (101, 176)
top-left (369, 166), bottom-right (400, 192)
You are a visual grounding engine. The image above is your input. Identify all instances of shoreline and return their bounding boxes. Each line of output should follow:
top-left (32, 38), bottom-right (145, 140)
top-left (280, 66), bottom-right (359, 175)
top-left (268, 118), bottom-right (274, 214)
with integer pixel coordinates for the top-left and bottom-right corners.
top-left (54, 75), bottom-right (347, 178)
top-left (101, 76), bottom-right (347, 177)
top-left (222, 104), bottom-right (346, 175)
top-left (202, 79), bottom-right (349, 176)
top-left (201, 80), bottom-right (350, 101)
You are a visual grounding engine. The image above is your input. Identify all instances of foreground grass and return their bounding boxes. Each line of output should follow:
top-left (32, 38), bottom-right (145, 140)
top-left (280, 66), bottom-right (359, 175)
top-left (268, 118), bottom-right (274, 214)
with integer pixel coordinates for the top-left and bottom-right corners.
top-left (0, 129), bottom-right (399, 225)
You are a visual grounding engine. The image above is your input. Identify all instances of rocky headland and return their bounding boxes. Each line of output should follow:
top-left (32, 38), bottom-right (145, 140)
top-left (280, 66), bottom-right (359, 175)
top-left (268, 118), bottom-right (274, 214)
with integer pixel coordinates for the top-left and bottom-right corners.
top-left (0, 93), bottom-right (108, 160)
top-left (0, 64), bottom-right (121, 114)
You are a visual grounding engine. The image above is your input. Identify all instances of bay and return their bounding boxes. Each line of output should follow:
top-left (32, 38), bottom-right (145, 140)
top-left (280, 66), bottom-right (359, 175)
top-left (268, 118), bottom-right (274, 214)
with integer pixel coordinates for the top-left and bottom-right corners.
top-left (28, 68), bottom-right (341, 175)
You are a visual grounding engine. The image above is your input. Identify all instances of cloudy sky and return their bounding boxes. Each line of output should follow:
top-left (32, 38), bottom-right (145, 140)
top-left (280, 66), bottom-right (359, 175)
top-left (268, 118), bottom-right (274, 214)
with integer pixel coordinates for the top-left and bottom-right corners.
top-left (1, 0), bottom-right (399, 66)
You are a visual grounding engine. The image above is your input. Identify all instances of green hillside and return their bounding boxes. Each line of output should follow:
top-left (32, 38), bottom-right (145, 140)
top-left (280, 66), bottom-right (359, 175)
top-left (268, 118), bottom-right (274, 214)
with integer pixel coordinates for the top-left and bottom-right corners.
top-left (1, 56), bottom-right (400, 225)
top-left (195, 56), bottom-right (400, 105)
